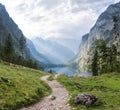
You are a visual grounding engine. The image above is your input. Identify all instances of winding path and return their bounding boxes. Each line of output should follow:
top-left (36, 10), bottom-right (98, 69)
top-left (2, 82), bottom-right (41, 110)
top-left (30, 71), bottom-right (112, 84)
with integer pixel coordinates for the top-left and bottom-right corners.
top-left (21, 75), bottom-right (70, 110)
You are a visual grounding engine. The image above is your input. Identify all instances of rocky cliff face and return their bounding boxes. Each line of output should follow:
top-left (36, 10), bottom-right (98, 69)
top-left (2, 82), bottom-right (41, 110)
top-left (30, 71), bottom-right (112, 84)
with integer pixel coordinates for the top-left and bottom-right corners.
top-left (0, 3), bottom-right (28, 57)
top-left (74, 2), bottom-right (120, 72)
top-left (0, 3), bottom-right (46, 63)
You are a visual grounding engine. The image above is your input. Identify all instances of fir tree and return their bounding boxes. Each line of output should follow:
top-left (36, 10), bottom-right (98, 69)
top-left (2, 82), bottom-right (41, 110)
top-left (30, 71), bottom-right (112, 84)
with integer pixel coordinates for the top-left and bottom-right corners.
top-left (19, 35), bottom-right (26, 56)
top-left (92, 50), bottom-right (98, 76)
top-left (113, 16), bottom-right (120, 51)
top-left (4, 34), bottom-right (14, 61)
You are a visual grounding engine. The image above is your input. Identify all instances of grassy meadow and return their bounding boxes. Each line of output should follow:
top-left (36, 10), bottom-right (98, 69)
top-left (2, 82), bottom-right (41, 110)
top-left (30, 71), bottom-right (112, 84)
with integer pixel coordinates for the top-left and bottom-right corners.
top-left (58, 73), bottom-right (120, 110)
top-left (0, 61), bottom-right (51, 110)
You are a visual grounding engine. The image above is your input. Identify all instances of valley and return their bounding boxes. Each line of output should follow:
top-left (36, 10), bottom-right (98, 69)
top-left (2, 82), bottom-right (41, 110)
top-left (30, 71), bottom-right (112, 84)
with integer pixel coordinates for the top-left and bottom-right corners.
top-left (0, 1), bottom-right (120, 110)
top-left (44, 66), bottom-right (92, 77)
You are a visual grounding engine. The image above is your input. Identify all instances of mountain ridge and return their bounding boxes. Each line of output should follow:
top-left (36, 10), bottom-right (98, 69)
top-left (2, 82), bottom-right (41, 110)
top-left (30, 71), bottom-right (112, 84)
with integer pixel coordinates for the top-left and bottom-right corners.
top-left (0, 3), bottom-right (51, 66)
top-left (26, 39), bottom-right (51, 64)
top-left (32, 37), bottom-right (75, 64)
top-left (0, 3), bottom-right (29, 58)
top-left (74, 2), bottom-right (120, 72)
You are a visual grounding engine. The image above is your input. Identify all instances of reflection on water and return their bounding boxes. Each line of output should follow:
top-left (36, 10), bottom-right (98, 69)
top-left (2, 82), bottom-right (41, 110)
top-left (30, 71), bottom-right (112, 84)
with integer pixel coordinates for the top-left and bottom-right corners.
top-left (45, 66), bottom-right (92, 77)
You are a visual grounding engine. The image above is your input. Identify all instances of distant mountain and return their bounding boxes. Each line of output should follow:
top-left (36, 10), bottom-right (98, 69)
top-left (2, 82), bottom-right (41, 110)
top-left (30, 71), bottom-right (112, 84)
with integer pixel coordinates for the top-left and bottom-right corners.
top-left (0, 3), bottom-right (48, 65)
top-left (32, 37), bottom-right (75, 64)
top-left (74, 2), bottom-right (120, 72)
top-left (48, 38), bottom-right (81, 54)
top-left (26, 39), bottom-right (51, 64)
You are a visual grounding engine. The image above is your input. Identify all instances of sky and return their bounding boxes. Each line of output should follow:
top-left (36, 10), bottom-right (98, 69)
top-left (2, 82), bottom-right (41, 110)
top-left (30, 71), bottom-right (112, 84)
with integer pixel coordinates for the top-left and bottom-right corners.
top-left (0, 0), bottom-right (119, 39)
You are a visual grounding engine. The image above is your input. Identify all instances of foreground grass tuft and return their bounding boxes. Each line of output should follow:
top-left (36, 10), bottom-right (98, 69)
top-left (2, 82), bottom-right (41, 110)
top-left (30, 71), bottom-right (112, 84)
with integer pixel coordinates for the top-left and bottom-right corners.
top-left (47, 74), bottom-right (55, 81)
top-left (0, 61), bottom-right (51, 110)
top-left (58, 73), bottom-right (120, 110)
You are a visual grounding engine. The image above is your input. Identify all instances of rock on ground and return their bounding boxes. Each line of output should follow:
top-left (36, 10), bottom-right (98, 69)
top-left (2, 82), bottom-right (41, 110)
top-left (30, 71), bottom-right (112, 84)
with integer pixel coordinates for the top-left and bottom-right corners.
top-left (74, 93), bottom-right (98, 107)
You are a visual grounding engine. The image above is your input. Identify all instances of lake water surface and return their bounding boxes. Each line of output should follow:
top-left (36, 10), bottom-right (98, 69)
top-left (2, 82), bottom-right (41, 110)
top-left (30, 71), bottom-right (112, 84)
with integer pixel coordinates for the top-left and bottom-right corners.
top-left (45, 66), bottom-right (92, 77)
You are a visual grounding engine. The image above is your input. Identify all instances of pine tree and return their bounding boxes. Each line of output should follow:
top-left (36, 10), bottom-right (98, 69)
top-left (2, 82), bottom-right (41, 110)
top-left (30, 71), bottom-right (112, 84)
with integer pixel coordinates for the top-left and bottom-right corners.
top-left (33, 61), bottom-right (38, 69)
top-left (92, 50), bottom-right (98, 76)
top-left (93, 39), bottom-right (107, 73)
top-left (4, 34), bottom-right (14, 61)
top-left (112, 16), bottom-right (120, 72)
top-left (110, 44), bottom-right (117, 72)
top-left (19, 35), bottom-right (26, 56)
top-left (113, 16), bottom-right (120, 51)
top-left (0, 49), bottom-right (1, 59)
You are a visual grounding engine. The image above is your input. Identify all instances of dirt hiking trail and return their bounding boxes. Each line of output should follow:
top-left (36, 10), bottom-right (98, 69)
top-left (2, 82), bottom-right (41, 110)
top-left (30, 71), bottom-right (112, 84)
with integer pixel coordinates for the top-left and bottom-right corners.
top-left (21, 75), bottom-right (70, 110)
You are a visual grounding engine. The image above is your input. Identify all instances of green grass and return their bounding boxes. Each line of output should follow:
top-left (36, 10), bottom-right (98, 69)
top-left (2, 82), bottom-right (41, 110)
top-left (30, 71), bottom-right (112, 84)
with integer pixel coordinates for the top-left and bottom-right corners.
top-left (47, 74), bottom-right (55, 81)
top-left (58, 73), bottom-right (120, 110)
top-left (0, 61), bottom-right (51, 110)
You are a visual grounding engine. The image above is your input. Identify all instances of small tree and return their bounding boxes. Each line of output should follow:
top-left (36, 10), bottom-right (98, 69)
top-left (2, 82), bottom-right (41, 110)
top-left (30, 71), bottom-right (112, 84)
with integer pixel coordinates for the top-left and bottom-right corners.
top-left (0, 45), bottom-right (3, 59)
top-left (33, 61), bottom-right (38, 69)
top-left (112, 16), bottom-right (120, 71)
top-left (109, 44), bottom-right (117, 72)
top-left (19, 34), bottom-right (26, 56)
top-left (92, 50), bottom-right (98, 76)
top-left (4, 34), bottom-right (14, 61)
top-left (113, 16), bottom-right (120, 51)
top-left (93, 39), bottom-right (107, 73)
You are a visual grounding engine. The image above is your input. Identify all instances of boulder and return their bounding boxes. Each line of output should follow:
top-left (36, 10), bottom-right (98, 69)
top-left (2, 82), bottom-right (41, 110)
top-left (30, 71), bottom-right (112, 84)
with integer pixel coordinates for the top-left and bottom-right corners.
top-left (74, 93), bottom-right (98, 106)
top-left (49, 95), bottom-right (56, 100)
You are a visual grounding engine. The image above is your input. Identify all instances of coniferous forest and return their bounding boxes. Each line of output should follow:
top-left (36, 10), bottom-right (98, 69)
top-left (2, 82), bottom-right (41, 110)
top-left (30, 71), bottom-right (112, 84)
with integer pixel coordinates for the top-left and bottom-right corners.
top-left (0, 34), bottom-right (38, 69)
top-left (90, 16), bottom-right (120, 75)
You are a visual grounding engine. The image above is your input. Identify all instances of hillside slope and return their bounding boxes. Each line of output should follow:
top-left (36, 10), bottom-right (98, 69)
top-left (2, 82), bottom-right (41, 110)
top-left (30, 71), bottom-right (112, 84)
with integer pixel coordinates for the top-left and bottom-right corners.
top-left (32, 37), bottom-right (75, 64)
top-left (0, 61), bottom-right (51, 110)
top-left (58, 72), bottom-right (120, 110)
top-left (0, 3), bottom-right (49, 65)
top-left (0, 3), bottom-right (27, 57)
top-left (74, 2), bottom-right (120, 72)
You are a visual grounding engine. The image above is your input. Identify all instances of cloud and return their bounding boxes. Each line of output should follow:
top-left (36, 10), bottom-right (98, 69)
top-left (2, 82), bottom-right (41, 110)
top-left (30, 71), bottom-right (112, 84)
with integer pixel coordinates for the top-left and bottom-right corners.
top-left (0, 0), bottom-right (117, 39)
top-left (115, 0), bottom-right (120, 3)
top-left (36, 0), bottom-right (65, 9)
top-left (15, 3), bottom-right (28, 12)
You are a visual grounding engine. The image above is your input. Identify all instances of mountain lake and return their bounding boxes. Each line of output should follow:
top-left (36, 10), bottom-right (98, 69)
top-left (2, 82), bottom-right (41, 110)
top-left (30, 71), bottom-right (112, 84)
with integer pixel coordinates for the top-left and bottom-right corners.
top-left (45, 66), bottom-right (92, 77)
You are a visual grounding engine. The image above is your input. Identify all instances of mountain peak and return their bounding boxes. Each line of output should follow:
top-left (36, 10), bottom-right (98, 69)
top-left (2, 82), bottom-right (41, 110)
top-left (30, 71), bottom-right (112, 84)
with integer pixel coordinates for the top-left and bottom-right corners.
top-left (0, 3), bottom-right (5, 7)
top-left (106, 2), bottom-right (120, 14)
top-left (0, 3), bottom-right (5, 11)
